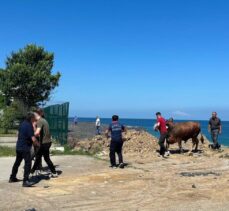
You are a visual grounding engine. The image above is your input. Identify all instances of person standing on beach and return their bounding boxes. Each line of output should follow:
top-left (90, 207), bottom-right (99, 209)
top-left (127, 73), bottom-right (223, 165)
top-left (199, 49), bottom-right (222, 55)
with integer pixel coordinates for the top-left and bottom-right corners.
top-left (9, 112), bottom-right (39, 187)
top-left (31, 108), bottom-right (58, 177)
top-left (95, 116), bottom-right (101, 135)
top-left (74, 116), bottom-right (78, 126)
top-left (105, 115), bottom-right (126, 168)
top-left (208, 112), bottom-right (222, 149)
top-left (154, 112), bottom-right (169, 157)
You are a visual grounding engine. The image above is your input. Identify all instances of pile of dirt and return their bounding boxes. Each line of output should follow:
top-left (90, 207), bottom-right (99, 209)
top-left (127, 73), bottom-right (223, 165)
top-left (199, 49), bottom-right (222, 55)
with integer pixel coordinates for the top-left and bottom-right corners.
top-left (73, 129), bottom-right (159, 161)
top-left (71, 129), bottom-right (222, 164)
top-left (72, 129), bottom-right (229, 164)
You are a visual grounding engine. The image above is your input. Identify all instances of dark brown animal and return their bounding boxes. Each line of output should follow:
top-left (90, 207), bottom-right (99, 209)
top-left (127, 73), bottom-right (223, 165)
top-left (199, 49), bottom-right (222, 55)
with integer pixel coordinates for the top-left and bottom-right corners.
top-left (166, 121), bottom-right (204, 153)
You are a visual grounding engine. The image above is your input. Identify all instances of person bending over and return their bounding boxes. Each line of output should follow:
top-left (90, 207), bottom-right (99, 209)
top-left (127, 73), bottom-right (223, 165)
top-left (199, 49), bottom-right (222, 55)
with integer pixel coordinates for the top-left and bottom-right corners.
top-left (154, 112), bottom-right (169, 157)
top-left (31, 108), bottom-right (58, 177)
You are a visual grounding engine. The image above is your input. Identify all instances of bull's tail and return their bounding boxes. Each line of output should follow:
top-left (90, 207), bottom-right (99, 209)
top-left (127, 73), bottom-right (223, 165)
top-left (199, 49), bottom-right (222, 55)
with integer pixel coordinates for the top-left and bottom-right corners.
top-left (200, 134), bottom-right (204, 144)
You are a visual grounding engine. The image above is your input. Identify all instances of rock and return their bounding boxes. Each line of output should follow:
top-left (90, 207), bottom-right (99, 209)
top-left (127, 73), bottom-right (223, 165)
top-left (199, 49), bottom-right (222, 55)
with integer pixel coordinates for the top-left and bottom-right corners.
top-left (192, 184), bottom-right (197, 188)
top-left (188, 152), bottom-right (193, 156)
top-left (44, 186), bottom-right (50, 188)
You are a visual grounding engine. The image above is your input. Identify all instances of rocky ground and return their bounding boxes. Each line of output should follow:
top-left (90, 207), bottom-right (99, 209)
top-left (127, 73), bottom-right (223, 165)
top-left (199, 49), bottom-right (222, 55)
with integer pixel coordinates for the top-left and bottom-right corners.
top-left (68, 122), bottom-right (108, 140)
top-left (1, 123), bottom-right (229, 210)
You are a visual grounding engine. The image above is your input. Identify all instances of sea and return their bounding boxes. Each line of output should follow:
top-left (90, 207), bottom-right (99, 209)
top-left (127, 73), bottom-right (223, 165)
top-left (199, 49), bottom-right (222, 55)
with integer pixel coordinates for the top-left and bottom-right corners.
top-left (70, 117), bottom-right (229, 146)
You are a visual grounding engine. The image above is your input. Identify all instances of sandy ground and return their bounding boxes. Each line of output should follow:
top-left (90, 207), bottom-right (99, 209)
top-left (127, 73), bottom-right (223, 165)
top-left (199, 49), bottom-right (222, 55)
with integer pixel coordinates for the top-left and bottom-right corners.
top-left (1, 150), bottom-right (229, 211)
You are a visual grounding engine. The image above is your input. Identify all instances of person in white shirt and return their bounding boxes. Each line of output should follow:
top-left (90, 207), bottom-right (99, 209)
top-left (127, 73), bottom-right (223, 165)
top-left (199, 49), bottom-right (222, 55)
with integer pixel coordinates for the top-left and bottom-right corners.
top-left (95, 116), bottom-right (101, 135)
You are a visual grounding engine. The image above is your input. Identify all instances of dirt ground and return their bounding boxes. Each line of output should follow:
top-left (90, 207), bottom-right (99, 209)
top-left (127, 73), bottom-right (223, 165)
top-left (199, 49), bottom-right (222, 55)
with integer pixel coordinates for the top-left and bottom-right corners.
top-left (1, 147), bottom-right (229, 211)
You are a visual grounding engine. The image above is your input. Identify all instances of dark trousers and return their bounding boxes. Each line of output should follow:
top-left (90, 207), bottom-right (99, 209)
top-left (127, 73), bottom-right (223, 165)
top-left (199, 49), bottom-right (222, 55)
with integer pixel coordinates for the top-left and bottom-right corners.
top-left (31, 143), bottom-right (56, 174)
top-left (158, 133), bottom-right (167, 155)
top-left (211, 129), bottom-right (219, 148)
top-left (31, 145), bottom-right (42, 170)
top-left (110, 141), bottom-right (123, 166)
top-left (10, 150), bottom-right (31, 181)
top-left (96, 126), bottom-right (101, 135)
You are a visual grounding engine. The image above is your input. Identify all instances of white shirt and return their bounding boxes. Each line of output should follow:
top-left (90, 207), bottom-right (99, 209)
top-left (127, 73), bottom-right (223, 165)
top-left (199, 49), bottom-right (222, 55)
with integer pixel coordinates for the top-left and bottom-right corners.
top-left (96, 118), bottom-right (101, 127)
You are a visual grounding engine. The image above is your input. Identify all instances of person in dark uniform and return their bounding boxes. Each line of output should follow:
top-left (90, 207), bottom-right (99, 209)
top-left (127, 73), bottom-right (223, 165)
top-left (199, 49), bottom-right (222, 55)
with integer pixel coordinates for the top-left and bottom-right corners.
top-left (105, 115), bottom-right (126, 168)
top-left (208, 112), bottom-right (222, 149)
top-left (9, 112), bottom-right (39, 187)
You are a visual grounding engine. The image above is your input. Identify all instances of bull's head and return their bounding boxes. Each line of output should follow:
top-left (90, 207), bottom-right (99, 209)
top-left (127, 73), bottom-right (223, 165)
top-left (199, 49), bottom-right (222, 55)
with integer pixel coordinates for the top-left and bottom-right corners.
top-left (166, 119), bottom-right (175, 131)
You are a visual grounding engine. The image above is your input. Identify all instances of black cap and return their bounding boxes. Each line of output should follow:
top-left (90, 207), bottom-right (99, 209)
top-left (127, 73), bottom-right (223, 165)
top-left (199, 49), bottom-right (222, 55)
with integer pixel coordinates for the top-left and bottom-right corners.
top-left (156, 112), bottom-right (161, 116)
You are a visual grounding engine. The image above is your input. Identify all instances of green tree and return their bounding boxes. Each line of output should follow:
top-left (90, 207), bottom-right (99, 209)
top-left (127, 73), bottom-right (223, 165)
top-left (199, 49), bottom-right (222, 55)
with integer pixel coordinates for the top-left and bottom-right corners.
top-left (0, 44), bottom-right (61, 108)
top-left (0, 101), bottom-right (21, 133)
top-left (0, 94), bottom-right (4, 109)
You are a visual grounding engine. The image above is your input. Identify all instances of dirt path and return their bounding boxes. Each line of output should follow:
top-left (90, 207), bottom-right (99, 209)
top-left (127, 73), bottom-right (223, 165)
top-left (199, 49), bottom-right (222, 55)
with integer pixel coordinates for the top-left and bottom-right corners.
top-left (1, 153), bottom-right (229, 211)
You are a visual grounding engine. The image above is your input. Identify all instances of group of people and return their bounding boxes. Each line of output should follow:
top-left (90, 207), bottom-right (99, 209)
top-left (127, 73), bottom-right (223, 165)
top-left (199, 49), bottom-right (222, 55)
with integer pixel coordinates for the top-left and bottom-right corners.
top-left (105, 112), bottom-right (222, 166)
top-left (9, 109), bottom-right (58, 187)
top-left (9, 110), bottom-right (222, 186)
top-left (154, 111), bottom-right (222, 157)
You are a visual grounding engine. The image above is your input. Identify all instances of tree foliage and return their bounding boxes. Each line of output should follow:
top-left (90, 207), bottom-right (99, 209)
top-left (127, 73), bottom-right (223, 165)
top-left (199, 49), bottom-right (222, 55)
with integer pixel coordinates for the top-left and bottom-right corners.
top-left (0, 44), bottom-right (61, 108)
top-left (0, 101), bottom-right (21, 133)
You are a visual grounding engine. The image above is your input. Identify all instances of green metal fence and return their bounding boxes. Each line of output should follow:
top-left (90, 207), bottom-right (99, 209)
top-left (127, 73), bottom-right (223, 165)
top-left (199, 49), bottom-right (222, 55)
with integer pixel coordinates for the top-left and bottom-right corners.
top-left (44, 102), bottom-right (69, 145)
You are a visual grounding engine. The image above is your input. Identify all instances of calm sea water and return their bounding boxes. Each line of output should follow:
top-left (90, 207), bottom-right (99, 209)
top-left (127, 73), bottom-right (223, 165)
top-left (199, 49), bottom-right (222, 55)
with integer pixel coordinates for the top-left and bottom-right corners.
top-left (70, 117), bottom-right (229, 146)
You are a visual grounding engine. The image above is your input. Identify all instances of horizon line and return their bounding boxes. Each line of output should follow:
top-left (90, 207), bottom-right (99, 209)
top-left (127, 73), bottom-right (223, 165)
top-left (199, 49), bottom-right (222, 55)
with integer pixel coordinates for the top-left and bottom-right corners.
top-left (68, 116), bottom-right (229, 122)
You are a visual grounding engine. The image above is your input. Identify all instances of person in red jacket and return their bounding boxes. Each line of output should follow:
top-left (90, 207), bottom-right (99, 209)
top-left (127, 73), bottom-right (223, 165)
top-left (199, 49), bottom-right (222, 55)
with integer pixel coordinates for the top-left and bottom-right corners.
top-left (154, 112), bottom-right (169, 157)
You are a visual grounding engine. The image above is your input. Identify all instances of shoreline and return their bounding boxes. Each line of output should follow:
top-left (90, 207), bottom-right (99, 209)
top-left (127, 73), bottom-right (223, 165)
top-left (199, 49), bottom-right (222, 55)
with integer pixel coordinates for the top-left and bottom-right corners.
top-left (68, 121), bottom-right (228, 148)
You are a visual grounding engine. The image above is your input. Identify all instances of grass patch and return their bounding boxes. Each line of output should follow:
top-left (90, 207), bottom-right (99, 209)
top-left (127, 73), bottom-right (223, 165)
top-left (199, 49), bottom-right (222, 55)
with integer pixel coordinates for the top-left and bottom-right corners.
top-left (0, 128), bottom-right (17, 137)
top-left (0, 146), bottom-right (16, 157)
top-left (0, 145), bottom-right (103, 159)
top-left (51, 145), bottom-right (93, 156)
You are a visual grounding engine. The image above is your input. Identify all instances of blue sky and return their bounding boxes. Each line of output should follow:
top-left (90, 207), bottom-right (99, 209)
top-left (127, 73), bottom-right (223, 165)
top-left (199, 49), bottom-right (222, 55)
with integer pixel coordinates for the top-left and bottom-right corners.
top-left (0, 0), bottom-right (229, 120)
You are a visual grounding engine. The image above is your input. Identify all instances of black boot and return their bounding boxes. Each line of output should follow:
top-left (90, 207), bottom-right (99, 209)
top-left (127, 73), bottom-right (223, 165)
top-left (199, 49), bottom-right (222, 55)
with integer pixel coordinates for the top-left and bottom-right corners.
top-left (9, 177), bottom-right (20, 183)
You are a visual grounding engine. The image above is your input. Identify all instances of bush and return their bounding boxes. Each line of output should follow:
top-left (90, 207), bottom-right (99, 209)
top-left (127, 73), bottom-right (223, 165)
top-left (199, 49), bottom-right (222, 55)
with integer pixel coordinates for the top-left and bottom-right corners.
top-left (0, 101), bottom-right (22, 133)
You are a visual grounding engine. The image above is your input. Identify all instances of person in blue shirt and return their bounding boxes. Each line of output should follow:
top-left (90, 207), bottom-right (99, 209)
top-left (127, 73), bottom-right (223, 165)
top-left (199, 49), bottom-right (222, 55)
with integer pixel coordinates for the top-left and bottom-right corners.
top-left (9, 112), bottom-right (39, 187)
top-left (106, 115), bottom-right (126, 168)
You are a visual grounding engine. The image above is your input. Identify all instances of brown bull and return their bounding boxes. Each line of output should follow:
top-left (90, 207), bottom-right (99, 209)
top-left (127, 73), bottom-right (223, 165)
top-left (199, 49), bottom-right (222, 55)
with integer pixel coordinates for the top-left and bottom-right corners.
top-left (166, 121), bottom-right (204, 153)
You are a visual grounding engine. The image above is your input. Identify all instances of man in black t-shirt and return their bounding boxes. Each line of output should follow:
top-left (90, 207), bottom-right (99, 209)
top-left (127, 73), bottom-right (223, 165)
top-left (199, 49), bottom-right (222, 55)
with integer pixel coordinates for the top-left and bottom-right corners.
top-left (208, 112), bottom-right (222, 149)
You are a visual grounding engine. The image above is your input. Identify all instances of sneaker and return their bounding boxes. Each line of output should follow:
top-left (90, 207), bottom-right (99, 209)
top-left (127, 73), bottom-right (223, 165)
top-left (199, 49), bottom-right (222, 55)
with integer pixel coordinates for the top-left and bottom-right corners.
top-left (51, 172), bottom-right (58, 178)
top-left (165, 151), bottom-right (170, 157)
top-left (22, 181), bottom-right (34, 187)
top-left (119, 163), bottom-right (125, 169)
top-left (109, 165), bottom-right (117, 169)
top-left (9, 178), bottom-right (20, 183)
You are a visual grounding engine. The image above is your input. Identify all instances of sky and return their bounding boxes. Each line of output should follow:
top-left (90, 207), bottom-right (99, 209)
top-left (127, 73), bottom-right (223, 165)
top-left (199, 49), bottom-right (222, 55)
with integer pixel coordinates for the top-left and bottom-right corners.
top-left (0, 0), bottom-right (229, 120)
